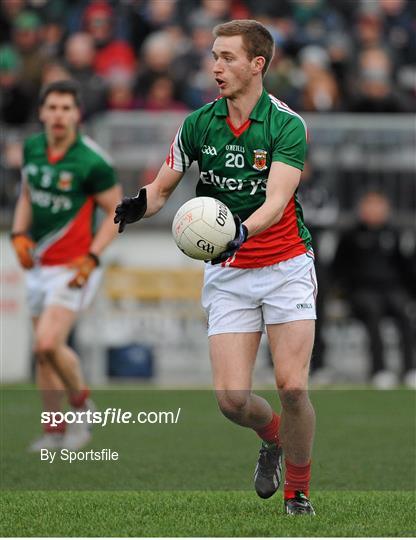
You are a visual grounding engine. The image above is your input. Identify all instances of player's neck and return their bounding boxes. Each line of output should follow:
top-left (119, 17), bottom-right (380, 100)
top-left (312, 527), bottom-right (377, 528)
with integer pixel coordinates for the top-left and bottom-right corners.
top-left (46, 130), bottom-right (77, 154)
top-left (226, 84), bottom-right (263, 128)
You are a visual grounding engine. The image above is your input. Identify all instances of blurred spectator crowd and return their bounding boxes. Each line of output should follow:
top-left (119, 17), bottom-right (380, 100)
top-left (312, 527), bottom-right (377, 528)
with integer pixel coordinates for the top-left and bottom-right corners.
top-left (1, 0), bottom-right (415, 126)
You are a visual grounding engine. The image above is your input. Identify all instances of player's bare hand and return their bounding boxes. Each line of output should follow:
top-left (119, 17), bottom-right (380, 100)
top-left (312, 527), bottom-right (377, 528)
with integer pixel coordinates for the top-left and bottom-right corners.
top-left (10, 232), bottom-right (36, 269)
top-left (211, 216), bottom-right (248, 265)
top-left (68, 253), bottom-right (99, 288)
top-left (114, 188), bottom-right (147, 233)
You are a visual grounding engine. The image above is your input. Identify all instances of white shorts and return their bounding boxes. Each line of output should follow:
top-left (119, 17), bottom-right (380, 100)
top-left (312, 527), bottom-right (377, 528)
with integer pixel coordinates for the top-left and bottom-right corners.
top-left (202, 253), bottom-right (317, 337)
top-left (25, 265), bottom-right (102, 317)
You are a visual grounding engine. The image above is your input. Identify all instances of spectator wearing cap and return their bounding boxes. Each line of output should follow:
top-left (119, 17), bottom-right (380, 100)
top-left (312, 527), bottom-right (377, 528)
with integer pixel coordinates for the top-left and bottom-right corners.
top-left (83, 0), bottom-right (136, 79)
top-left (0, 45), bottom-right (34, 125)
top-left (64, 32), bottom-right (107, 119)
top-left (12, 10), bottom-right (48, 95)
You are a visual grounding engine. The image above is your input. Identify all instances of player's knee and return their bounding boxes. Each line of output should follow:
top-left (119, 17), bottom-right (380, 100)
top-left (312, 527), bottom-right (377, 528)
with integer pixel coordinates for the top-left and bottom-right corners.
top-left (34, 337), bottom-right (58, 360)
top-left (216, 390), bottom-right (250, 420)
top-left (278, 386), bottom-right (308, 413)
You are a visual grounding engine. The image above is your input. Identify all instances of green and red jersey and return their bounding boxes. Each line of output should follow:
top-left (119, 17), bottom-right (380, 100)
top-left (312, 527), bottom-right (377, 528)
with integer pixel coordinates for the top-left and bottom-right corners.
top-left (22, 132), bottom-right (117, 265)
top-left (166, 89), bottom-right (312, 268)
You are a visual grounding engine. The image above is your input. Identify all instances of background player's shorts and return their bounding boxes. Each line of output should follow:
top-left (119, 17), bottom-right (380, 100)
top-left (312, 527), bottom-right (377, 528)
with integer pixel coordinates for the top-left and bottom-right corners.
top-left (202, 252), bottom-right (317, 337)
top-left (25, 265), bottom-right (103, 317)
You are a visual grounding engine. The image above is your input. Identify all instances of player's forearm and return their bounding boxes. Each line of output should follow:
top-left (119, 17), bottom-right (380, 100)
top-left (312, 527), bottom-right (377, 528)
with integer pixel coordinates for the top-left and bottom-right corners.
top-left (143, 181), bottom-right (170, 218)
top-left (243, 200), bottom-right (285, 238)
top-left (144, 162), bottom-right (184, 218)
top-left (12, 192), bottom-right (32, 234)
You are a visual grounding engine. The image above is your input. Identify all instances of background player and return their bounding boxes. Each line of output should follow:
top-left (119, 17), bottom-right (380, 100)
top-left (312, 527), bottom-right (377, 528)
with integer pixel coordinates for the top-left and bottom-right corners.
top-left (114, 20), bottom-right (316, 516)
top-left (11, 80), bottom-right (122, 451)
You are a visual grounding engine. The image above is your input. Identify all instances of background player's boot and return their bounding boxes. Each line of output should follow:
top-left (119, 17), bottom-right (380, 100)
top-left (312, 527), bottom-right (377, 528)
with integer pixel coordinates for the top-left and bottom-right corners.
top-left (254, 441), bottom-right (283, 498)
top-left (63, 398), bottom-right (95, 450)
top-left (284, 491), bottom-right (315, 515)
top-left (28, 432), bottom-right (64, 452)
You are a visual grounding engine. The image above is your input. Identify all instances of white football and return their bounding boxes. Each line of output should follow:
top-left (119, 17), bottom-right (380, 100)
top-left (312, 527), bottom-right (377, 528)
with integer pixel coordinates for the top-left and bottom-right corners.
top-left (172, 197), bottom-right (236, 260)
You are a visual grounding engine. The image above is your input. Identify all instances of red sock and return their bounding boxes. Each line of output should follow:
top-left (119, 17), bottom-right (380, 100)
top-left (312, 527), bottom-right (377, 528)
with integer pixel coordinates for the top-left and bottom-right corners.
top-left (69, 388), bottom-right (90, 408)
top-left (284, 459), bottom-right (311, 499)
top-left (255, 412), bottom-right (280, 445)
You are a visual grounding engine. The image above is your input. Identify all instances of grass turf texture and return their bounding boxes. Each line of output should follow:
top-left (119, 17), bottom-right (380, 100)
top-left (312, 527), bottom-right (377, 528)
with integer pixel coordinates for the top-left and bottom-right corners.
top-left (1, 490), bottom-right (415, 536)
top-left (1, 387), bottom-right (415, 535)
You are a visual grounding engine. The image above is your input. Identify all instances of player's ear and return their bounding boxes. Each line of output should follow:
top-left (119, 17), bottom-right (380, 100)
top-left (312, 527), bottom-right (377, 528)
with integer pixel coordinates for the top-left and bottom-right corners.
top-left (252, 56), bottom-right (265, 75)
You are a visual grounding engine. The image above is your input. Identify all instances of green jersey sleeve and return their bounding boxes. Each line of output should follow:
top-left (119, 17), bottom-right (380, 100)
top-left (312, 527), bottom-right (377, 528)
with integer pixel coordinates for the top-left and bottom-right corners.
top-left (166, 113), bottom-right (199, 172)
top-left (84, 158), bottom-right (117, 195)
top-left (271, 114), bottom-right (307, 171)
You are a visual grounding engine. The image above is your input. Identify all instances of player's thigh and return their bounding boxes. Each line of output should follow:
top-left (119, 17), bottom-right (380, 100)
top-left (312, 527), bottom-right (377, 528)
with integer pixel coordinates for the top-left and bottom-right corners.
top-left (262, 253), bottom-right (317, 325)
top-left (27, 266), bottom-right (102, 317)
top-left (266, 320), bottom-right (315, 390)
top-left (209, 331), bottom-right (262, 392)
top-left (34, 305), bottom-right (78, 351)
top-left (45, 266), bottom-right (102, 313)
top-left (202, 264), bottom-right (264, 336)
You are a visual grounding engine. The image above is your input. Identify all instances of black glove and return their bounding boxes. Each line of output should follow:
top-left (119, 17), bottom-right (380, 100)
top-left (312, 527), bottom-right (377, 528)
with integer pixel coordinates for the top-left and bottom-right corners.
top-left (211, 216), bottom-right (248, 265)
top-left (114, 188), bottom-right (147, 233)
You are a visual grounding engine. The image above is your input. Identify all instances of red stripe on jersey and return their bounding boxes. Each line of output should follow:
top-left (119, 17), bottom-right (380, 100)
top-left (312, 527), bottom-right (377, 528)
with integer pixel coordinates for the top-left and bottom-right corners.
top-left (40, 198), bottom-right (95, 265)
top-left (226, 197), bottom-right (308, 268)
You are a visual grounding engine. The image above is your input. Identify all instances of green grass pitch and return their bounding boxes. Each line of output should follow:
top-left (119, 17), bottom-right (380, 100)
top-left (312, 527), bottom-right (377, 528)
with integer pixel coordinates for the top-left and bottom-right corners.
top-left (1, 386), bottom-right (415, 537)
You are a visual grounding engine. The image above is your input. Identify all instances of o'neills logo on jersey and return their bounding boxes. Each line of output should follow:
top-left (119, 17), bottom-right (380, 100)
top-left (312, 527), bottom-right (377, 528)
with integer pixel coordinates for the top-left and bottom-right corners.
top-left (252, 149), bottom-right (268, 171)
top-left (57, 171), bottom-right (73, 191)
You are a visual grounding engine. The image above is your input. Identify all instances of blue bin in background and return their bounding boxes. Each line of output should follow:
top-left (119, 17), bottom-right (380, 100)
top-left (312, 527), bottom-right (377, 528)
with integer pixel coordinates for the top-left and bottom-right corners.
top-left (107, 343), bottom-right (154, 378)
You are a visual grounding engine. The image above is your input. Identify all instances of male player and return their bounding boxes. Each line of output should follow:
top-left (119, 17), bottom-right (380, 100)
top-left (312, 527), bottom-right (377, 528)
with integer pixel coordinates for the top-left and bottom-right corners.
top-left (11, 80), bottom-right (121, 451)
top-left (115, 20), bottom-right (316, 515)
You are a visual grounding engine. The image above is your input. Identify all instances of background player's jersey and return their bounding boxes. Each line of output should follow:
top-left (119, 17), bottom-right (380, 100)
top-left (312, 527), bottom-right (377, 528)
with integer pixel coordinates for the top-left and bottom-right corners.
top-left (23, 132), bottom-right (116, 265)
top-left (166, 89), bottom-right (312, 268)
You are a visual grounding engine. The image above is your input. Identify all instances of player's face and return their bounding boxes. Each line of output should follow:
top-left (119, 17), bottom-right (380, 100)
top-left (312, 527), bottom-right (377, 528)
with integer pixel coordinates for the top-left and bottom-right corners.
top-left (212, 35), bottom-right (258, 99)
top-left (39, 92), bottom-right (80, 141)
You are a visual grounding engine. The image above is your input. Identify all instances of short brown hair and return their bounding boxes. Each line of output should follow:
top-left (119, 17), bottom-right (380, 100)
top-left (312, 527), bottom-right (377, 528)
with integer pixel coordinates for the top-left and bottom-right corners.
top-left (213, 19), bottom-right (274, 76)
top-left (39, 79), bottom-right (82, 108)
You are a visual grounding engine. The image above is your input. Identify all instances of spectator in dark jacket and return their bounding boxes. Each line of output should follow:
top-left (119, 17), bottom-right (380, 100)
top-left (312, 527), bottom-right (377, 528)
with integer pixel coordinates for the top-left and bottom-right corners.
top-left (332, 191), bottom-right (415, 388)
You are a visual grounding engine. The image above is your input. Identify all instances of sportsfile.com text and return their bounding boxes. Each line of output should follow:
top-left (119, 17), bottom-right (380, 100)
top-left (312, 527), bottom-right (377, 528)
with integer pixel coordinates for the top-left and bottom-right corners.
top-left (41, 408), bottom-right (182, 427)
